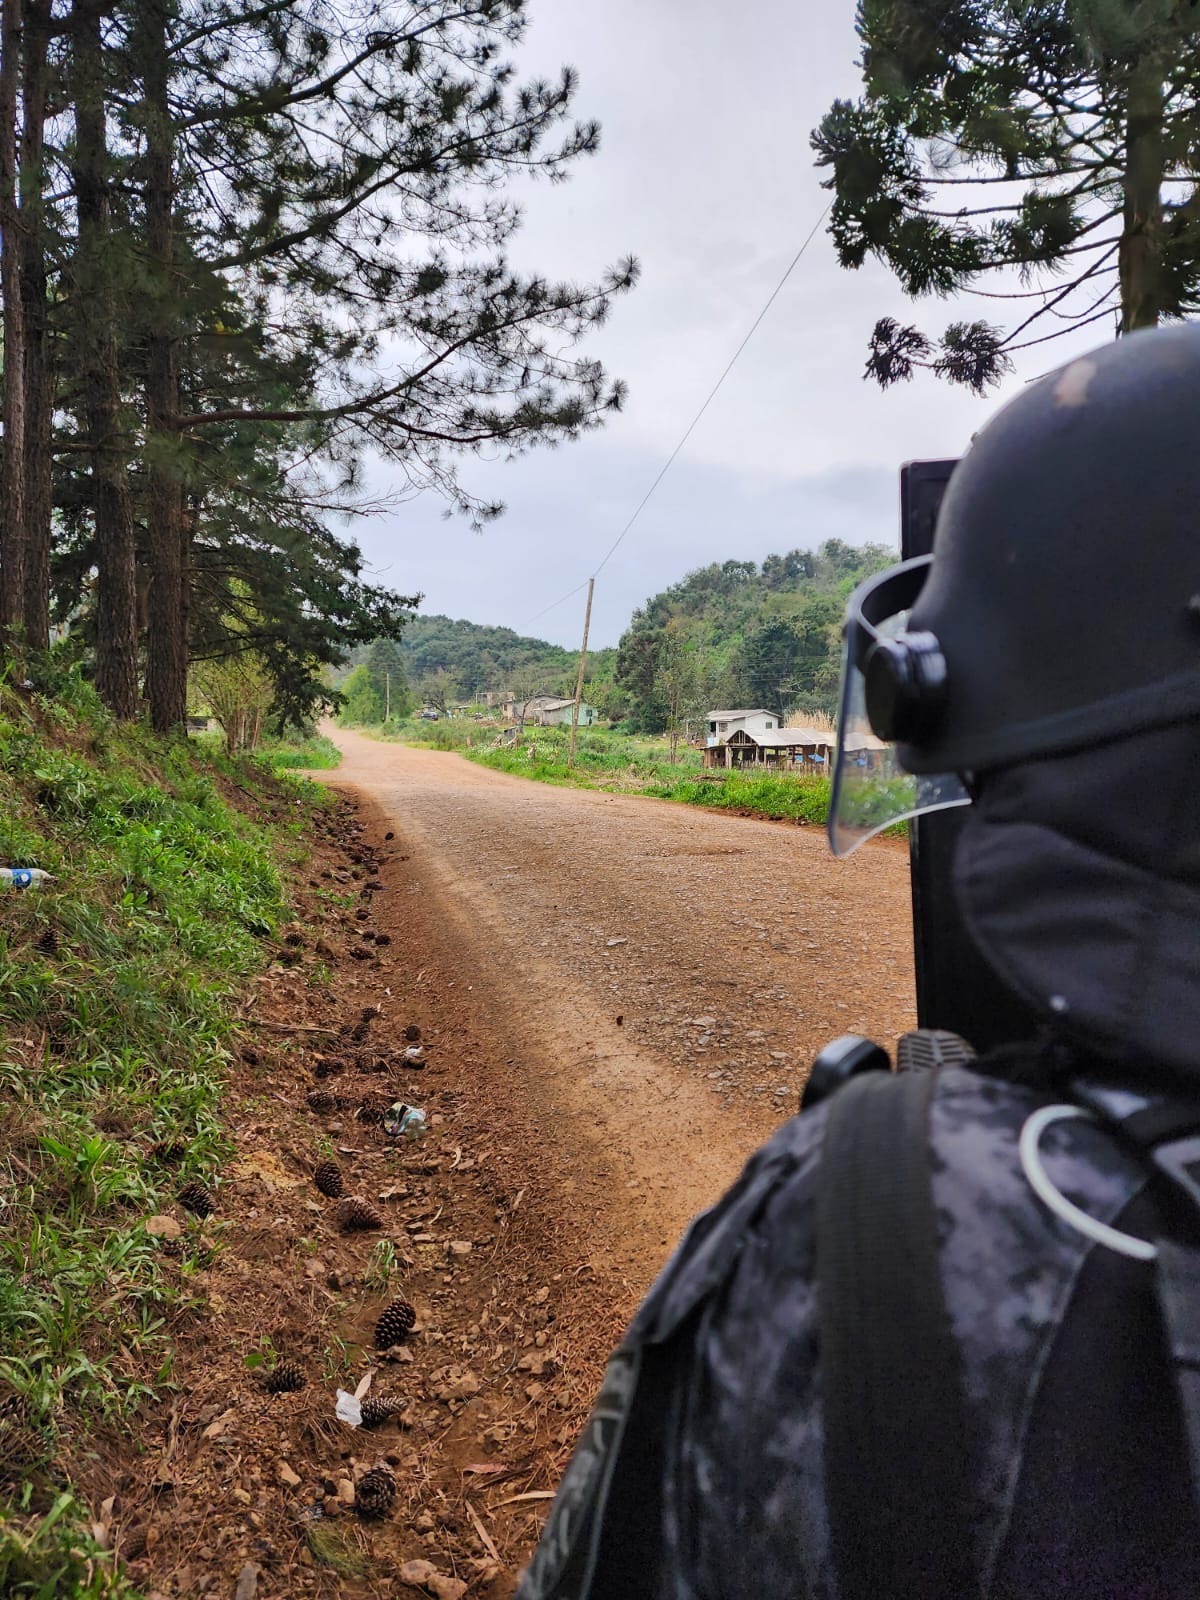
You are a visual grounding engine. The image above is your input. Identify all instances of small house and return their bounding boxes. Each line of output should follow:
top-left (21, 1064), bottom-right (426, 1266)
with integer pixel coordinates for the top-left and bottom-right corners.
top-left (704, 708), bottom-right (779, 746)
top-left (538, 698), bottom-right (597, 727)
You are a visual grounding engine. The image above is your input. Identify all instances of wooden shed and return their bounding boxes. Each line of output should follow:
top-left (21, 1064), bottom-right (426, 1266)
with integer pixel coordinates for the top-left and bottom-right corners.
top-left (702, 727), bottom-right (836, 771)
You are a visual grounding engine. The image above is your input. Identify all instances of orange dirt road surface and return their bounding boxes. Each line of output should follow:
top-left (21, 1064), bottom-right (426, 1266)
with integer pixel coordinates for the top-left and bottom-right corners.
top-left (324, 729), bottom-right (916, 1301)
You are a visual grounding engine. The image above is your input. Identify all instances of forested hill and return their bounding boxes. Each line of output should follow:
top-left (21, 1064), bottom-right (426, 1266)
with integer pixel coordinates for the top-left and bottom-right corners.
top-left (346, 539), bottom-right (894, 726)
top-left (341, 615), bottom-right (619, 704)
top-left (613, 539), bottom-right (896, 731)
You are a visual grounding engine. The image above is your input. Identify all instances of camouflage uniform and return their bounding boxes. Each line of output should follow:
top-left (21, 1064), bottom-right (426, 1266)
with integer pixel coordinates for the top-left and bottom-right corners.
top-left (518, 1059), bottom-right (1200, 1599)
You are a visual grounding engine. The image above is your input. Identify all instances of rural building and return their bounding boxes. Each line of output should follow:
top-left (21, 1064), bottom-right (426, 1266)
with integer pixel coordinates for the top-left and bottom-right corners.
top-left (702, 726), bottom-right (836, 770)
top-left (504, 692), bottom-right (596, 727)
top-left (705, 708), bottom-right (779, 745)
top-left (538, 698), bottom-right (596, 727)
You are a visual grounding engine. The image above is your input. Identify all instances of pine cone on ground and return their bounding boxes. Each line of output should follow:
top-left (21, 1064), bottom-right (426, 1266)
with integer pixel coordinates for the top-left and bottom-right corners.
top-left (264, 1361), bottom-right (307, 1395)
top-left (404, 1024), bottom-right (421, 1042)
top-left (374, 933), bottom-right (392, 947)
top-left (360, 1395), bottom-right (404, 1427)
top-left (350, 945), bottom-right (373, 961)
top-left (359, 930), bottom-right (375, 942)
top-left (374, 1298), bottom-right (416, 1349)
top-left (34, 927), bottom-right (58, 957)
top-left (284, 932), bottom-right (304, 947)
top-left (148, 1140), bottom-right (186, 1165)
top-left (355, 1095), bottom-right (389, 1125)
top-left (178, 1179), bottom-right (215, 1218)
top-left (366, 879), bottom-right (384, 891)
top-left (355, 1465), bottom-right (396, 1519)
top-left (336, 1196), bottom-right (383, 1232)
top-left (355, 908), bottom-right (370, 922)
top-left (240, 1045), bottom-right (261, 1066)
top-left (313, 1056), bottom-right (346, 1079)
top-left (306, 1090), bottom-right (336, 1113)
top-left (385, 831), bottom-right (394, 840)
top-left (159, 1237), bottom-right (185, 1259)
top-left (313, 1160), bottom-right (344, 1199)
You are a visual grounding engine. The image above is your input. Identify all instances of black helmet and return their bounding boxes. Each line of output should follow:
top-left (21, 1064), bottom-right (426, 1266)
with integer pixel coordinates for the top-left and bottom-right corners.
top-left (829, 324), bottom-right (1200, 855)
top-left (905, 324), bottom-right (1200, 775)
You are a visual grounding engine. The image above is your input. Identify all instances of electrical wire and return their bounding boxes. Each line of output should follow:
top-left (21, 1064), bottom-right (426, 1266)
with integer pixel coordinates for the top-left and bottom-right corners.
top-left (520, 203), bottom-right (831, 631)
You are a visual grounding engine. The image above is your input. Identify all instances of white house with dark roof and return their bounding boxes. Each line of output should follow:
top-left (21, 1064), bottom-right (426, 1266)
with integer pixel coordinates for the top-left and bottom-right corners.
top-left (705, 708), bottom-right (779, 745)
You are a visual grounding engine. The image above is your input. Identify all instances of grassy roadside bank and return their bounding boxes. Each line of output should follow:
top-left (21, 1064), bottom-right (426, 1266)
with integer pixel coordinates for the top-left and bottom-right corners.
top-left (347, 717), bottom-right (836, 827)
top-left (0, 677), bottom-right (325, 1594)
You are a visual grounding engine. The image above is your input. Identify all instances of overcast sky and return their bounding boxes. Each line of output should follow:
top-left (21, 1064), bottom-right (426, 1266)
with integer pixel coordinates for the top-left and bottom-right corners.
top-left (352, 0), bottom-right (1106, 651)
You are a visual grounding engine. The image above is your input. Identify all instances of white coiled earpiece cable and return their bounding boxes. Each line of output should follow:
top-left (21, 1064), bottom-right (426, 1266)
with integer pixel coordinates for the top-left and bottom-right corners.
top-left (1018, 1104), bottom-right (1157, 1262)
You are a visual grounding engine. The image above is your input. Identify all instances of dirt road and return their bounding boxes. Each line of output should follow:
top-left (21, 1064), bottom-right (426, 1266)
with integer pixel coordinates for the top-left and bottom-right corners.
top-left (326, 730), bottom-right (916, 1297)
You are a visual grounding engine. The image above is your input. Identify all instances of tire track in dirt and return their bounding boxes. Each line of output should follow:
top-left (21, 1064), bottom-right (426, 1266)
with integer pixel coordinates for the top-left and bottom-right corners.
top-left (323, 729), bottom-right (916, 1295)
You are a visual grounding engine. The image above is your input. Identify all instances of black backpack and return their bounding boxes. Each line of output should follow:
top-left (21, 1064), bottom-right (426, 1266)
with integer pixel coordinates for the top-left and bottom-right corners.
top-left (818, 1040), bottom-right (1200, 1600)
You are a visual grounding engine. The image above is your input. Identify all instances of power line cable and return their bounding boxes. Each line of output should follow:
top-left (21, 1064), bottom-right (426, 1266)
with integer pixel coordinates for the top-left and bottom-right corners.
top-left (520, 203), bottom-right (831, 631)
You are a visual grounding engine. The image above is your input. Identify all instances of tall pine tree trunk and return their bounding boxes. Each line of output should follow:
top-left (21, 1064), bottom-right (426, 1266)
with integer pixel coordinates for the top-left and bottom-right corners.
top-left (72, 0), bottom-right (138, 717)
top-left (0, 0), bottom-right (27, 640)
top-left (141, 0), bottom-right (186, 732)
top-left (1120, 55), bottom-right (1165, 334)
top-left (20, 0), bottom-right (50, 650)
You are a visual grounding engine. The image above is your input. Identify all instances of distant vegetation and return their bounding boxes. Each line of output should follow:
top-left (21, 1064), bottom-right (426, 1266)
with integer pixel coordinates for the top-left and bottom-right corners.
top-left (343, 539), bottom-right (895, 731)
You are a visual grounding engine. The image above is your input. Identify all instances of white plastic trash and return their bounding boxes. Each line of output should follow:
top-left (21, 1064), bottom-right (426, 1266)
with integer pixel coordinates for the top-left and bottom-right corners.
top-left (0, 868), bottom-right (52, 889)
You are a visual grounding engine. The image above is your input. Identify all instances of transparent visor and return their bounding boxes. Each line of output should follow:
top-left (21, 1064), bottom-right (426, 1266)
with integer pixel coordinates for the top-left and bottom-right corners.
top-left (828, 569), bottom-right (970, 857)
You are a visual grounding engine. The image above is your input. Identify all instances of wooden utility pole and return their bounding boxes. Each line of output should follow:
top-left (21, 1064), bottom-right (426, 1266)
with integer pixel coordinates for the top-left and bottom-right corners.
top-left (385, 669), bottom-right (391, 721)
top-left (567, 577), bottom-right (595, 769)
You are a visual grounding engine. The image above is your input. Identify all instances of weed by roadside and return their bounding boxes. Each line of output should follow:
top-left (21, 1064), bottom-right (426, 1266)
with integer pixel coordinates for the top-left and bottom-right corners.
top-left (0, 673), bottom-right (310, 1588)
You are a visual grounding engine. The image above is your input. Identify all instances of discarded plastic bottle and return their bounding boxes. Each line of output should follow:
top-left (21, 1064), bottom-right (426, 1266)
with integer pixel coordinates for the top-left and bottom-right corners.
top-left (384, 1102), bottom-right (426, 1142)
top-left (0, 867), bottom-right (52, 889)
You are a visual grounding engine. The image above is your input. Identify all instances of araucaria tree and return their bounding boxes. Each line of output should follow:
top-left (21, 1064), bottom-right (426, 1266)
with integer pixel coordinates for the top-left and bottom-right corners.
top-left (813, 0), bottom-right (1200, 390)
top-left (0, 0), bottom-right (635, 728)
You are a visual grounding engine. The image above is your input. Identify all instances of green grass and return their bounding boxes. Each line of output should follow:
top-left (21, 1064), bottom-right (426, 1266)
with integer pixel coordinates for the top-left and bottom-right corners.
top-left (0, 668), bottom-right (322, 1591)
top-left (643, 768), bottom-right (833, 824)
top-left (255, 732), bottom-right (342, 771)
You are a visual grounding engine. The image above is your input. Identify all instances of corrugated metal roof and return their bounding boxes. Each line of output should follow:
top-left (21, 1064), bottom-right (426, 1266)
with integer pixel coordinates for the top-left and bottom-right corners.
top-left (706, 708), bottom-right (773, 720)
top-left (740, 729), bottom-right (835, 748)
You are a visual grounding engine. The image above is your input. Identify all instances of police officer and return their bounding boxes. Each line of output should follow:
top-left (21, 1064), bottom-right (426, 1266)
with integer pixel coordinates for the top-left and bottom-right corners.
top-left (517, 322), bottom-right (1200, 1599)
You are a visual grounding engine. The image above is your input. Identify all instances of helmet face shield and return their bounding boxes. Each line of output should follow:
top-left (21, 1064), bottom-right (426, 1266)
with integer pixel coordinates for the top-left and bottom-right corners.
top-left (829, 558), bottom-right (970, 857)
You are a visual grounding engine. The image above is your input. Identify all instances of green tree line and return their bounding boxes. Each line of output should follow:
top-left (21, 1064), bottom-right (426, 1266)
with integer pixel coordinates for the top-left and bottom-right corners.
top-left (614, 540), bottom-right (894, 732)
top-left (342, 539), bottom-right (893, 732)
top-left (0, 0), bottom-right (635, 729)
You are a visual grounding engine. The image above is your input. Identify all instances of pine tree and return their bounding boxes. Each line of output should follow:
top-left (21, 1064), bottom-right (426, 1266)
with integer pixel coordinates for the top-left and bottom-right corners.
top-left (813, 0), bottom-right (1200, 390)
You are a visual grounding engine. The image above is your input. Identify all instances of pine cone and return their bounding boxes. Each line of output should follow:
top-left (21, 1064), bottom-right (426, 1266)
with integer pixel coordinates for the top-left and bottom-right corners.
top-left (359, 930), bottom-right (375, 942)
top-left (336, 1196), bottom-right (383, 1232)
top-left (313, 1056), bottom-right (346, 1079)
top-left (178, 1179), bottom-right (215, 1218)
top-left (366, 879), bottom-right (384, 891)
top-left (264, 1361), bottom-right (306, 1395)
top-left (355, 1465), bottom-right (396, 1519)
top-left (0, 1390), bottom-right (29, 1428)
top-left (361, 1005), bottom-right (381, 1023)
top-left (314, 1160), bottom-right (344, 1199)
top-left (385, 831), bottom-right (394, 840)
top-left (284, 932), bottom-right (304, 947)
top-left (355, 908), bottom-right (370, 921)
top-left (306, 1090), bottom-right (336, 1113)
top-left (403, 1024), bottom-right (421, 1043)
top-left (350, 945), bottom-right (373, 962)
top-left (374, 933), bottom-right (392, 947)
top-left (374, 1298), bottom-right (416, 1349)
top-left (159, 1237), bottom-right (185, 1259)
top-left (148, 1140), bottom-right (186, 1165)
top-left (355, 1095), bottom-right (389, 1125)
top-left (35, 927), bottom-right (58, 957)
top-left (360, 1394), bottom-right (403, 1427)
